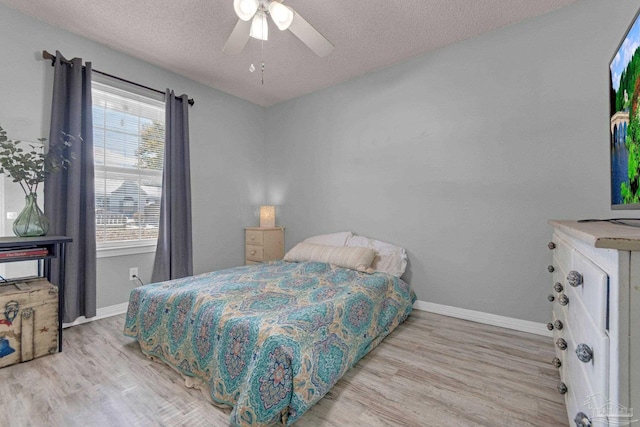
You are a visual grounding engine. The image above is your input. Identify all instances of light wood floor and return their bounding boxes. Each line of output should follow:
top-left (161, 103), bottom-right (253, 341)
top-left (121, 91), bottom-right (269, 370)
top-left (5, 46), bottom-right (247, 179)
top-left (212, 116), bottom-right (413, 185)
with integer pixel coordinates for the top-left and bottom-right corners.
top-left (0, 310), bottom-right (568, 426)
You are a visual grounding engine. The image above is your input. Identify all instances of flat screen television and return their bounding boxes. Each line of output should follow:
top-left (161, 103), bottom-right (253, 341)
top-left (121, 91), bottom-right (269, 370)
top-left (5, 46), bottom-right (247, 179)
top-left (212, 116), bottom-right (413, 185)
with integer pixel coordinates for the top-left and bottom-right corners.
top-left (610, 8), bottom-right (640, 209)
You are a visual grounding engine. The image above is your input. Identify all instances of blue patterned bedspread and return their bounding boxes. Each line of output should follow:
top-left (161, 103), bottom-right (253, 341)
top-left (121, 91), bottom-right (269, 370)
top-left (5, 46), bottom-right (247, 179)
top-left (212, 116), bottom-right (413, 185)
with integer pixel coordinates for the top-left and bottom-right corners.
top-left (124, 261), bottom-right (415, 426)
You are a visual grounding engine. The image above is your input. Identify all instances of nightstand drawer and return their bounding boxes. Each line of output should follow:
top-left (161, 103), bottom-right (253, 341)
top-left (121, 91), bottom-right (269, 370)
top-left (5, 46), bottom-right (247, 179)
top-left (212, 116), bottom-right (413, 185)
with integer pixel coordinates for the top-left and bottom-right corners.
top-left (246, 245), bottom-right (264, 261)
top-left (246, 230), bottom-right (264, 245)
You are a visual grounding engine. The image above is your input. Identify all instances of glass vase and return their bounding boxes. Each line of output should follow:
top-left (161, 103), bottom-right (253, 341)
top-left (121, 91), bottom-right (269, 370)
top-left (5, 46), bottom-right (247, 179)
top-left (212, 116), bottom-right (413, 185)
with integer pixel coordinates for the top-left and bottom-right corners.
top-left (13, 193), bottom-right (50, 237)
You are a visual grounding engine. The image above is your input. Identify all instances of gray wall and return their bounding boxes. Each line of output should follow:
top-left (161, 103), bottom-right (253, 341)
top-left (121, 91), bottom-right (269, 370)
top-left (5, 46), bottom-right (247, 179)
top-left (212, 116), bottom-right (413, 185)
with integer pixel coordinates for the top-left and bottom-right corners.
top-left (0, 4), bottom-right (265, 309)
top-left (265, 0), bottom-right (640, 323)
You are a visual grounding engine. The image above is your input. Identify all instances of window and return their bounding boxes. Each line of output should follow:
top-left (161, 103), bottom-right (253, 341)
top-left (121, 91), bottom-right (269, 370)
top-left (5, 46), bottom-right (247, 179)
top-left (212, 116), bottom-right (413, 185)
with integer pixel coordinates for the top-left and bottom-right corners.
top-left (92, 80), bottom-right (165, 250)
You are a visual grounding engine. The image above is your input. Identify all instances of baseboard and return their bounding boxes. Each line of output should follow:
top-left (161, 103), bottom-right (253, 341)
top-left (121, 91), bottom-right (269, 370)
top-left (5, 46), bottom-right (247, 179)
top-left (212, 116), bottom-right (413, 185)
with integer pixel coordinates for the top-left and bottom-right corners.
top-left (63, 300), bottom-right (550, 337)
top-left (413, 300), bottom-right (551, 337)
top-left (63, 302), bottom-right (129, 328)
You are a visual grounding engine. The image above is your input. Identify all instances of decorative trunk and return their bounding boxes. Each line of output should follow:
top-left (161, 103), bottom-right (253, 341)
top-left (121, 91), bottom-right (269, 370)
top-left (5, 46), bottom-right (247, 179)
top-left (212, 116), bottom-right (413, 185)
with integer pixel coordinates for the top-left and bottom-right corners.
top-left (0, 278), bottom-right (58, 368)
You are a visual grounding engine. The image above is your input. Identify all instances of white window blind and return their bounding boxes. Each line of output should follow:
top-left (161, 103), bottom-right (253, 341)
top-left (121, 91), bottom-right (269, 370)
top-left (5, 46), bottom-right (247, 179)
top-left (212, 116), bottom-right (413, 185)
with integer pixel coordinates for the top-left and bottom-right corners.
top-left (92, 81), bottom-right (165, 247)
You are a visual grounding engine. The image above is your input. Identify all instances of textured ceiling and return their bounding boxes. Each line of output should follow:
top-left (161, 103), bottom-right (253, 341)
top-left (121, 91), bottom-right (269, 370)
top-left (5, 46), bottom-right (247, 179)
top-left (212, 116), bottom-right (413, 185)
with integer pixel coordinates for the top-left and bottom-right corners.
top-left (1, 0), bottom-right (579, 106)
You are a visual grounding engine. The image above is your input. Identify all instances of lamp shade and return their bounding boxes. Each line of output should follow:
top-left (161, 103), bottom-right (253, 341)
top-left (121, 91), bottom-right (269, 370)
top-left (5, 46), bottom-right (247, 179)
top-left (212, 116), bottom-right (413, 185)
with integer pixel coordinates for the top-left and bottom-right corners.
top-left (233, 0), bottom-right (259, 21)
top-left (268, 1), bottom-right (294, 31)
top-left (250, 11), bottom-right (269, 40)
top-left (260, 206), bottom-right (276, 228)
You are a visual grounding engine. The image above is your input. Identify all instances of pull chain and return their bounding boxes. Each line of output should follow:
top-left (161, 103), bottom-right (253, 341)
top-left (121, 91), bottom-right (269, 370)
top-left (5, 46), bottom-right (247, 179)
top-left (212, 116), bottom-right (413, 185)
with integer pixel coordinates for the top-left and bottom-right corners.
top-left (261, 33), bottom-right (265, 85)
top-left (249, 40), bottom-right (256, 73)
top-left (248, 9), bottom-right (266, 84)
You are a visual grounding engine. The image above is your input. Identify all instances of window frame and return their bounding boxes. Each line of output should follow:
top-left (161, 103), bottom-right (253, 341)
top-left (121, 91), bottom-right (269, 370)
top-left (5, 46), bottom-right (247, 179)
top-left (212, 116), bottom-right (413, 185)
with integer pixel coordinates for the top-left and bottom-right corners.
top-left (91, 76), bottom-right (165, 257)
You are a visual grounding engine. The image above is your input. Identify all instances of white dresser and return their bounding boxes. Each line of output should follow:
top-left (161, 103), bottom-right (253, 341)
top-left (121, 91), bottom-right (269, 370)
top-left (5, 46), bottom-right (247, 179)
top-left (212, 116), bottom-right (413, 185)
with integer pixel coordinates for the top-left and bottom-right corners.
top-left (548, 220), bottom-right (639, 427)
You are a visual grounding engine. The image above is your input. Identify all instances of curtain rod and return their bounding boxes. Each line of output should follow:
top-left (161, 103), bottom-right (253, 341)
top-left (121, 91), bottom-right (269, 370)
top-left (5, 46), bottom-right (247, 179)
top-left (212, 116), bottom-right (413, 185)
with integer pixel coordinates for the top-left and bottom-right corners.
top-left (42, 50), bottom-right (194, 106)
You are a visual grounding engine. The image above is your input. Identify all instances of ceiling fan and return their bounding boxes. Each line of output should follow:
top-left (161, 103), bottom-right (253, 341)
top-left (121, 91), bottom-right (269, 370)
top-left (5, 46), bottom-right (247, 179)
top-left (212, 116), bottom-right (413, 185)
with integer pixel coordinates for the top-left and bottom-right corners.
top-left (223, 0), bottom-right (334, 57)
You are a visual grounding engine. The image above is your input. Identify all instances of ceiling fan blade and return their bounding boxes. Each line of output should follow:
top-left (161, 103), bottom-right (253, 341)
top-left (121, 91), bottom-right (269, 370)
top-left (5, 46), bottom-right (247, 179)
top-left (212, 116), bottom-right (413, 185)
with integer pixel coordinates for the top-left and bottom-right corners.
top-left (288, 11), bottom-right (334, 57)
top-left (223, 19), bottom-right (251, 54)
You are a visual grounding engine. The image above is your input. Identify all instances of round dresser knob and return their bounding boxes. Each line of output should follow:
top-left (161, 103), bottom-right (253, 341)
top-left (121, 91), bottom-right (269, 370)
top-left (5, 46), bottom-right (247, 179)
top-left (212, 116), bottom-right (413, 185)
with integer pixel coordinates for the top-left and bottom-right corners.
top-left (548, 265), bottom-right (555, 273)
top-left (250, 235), bottom-right (255, 240)
top-left (554, 320), bottom-right (564, 330)
top-left (567, 271), bottom-right (583, 287)
top-left (546, 322), bottom-right (554, 331)
top-left (548, 242), bottom-right (556, 250)
top-left (576, 343), bottom-right (593, 363)
top-left (574, 412), bottom-right (592, 427)
top-left (551, 357), bottom-right (561, 368)
top-left (557, 382), bottom-right (568, 394)
top-left (547, 294), bottom-right (555, 302)
top-left (553, 282), bottom-right (564, 293)
top-left (556, 338), bottom-right (568, 351)
top-left (559, 294), bottom-right (569, 306)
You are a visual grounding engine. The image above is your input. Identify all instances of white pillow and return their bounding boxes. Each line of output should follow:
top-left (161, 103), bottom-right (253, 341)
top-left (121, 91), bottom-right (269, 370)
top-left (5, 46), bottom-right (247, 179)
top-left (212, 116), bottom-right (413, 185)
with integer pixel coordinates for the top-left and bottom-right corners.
top-left (284, 243), bottom-right (376, 273)
top-left (303, 231), bottom-right (353, 247)
top-left (346, 235), bottom-right (407, 277)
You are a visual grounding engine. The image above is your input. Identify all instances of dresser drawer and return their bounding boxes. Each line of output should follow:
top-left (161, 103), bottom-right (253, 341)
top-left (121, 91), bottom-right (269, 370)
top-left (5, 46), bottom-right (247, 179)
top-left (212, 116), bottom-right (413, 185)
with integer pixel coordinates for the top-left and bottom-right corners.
top-left (246, 245), bottom-right (264, 261)
top-left (246, 230), bottom-right (264, 245)
top-left (554, 295), bottom-right (609, 392)
top-left (567, 248), bottom-right (609, 331)
top-left (550, 234), bottom-right (571, 298)
top-left (552, 308), bottom-right (567, 362)
top-left (551, 233), bottom-right (573, 274)
top-left (563, 323), bottom-right (609, 427)
top-left (564, 293), bottom-right (610, 399)
top-left (551, 262), bottom-right (570, 297)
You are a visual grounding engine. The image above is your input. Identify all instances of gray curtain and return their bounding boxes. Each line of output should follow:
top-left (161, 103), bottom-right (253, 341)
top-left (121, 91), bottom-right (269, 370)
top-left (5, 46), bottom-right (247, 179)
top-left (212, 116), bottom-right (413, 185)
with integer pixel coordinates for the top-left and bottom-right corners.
top-left (151, 90), bottom-right (193, 282)
top-left (44, 51), bottom-right (97, 323)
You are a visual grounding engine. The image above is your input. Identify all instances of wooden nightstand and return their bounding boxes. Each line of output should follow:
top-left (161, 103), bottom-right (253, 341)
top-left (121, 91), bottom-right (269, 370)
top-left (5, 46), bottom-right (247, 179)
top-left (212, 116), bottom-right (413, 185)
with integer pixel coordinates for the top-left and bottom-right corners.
top-left (245, 227), bottom-right (284, 265)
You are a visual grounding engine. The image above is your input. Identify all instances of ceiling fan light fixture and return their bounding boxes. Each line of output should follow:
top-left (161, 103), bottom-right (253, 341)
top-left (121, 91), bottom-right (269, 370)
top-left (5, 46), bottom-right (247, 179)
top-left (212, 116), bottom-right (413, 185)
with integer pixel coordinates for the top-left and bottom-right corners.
top-left (234, 0), bottom-right (259, 21)
top-left (250, 11), bottom-right (269, 40)
top-left (268, 1), bottom-right (293, 31)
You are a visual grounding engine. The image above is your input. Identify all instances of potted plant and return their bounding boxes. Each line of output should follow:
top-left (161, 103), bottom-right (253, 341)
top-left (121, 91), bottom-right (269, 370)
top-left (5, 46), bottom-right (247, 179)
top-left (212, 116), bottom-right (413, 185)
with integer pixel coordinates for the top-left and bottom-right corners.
top-left (0, 125), bottom-right (75, 237)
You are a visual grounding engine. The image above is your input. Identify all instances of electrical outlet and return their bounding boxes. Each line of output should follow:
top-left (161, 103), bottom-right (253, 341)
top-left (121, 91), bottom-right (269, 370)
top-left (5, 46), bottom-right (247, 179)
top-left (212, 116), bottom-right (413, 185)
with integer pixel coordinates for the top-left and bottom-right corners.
top-left (129, 267), bottom-right (138, 281)
top-left (6, 212), bottom-right (17, 220)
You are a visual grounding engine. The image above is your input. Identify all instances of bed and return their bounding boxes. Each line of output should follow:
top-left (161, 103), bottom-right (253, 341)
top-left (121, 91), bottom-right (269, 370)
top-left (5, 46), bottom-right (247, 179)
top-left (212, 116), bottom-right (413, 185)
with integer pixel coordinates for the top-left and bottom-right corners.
top-left (124, 235), bottom-right (415, 426)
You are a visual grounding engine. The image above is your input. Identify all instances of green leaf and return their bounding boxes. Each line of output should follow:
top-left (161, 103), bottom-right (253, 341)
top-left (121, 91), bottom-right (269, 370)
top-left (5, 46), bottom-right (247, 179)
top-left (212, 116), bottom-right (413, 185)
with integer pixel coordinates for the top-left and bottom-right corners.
top-left (0, 124), bottom-right (79, 190)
